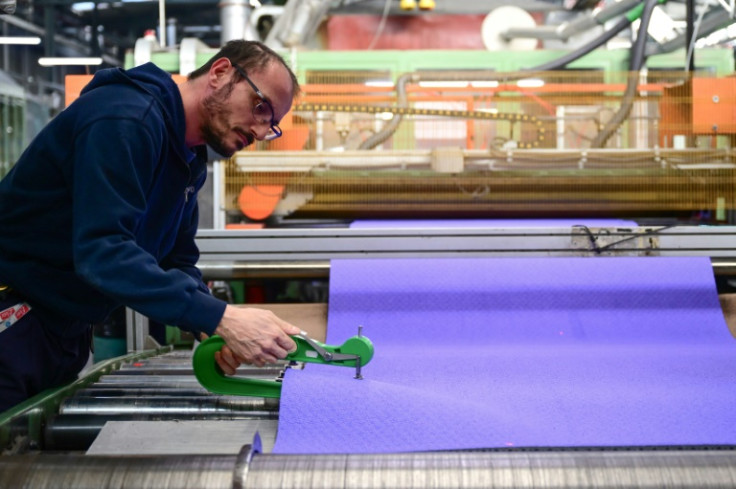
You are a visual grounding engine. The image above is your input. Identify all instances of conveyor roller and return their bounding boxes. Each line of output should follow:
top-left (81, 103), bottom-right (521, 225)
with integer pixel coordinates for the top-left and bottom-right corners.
top-left (2, 445), bottom-right (736, 489)
top-left (57, 395), bottom-right (279, 415)
top-left (0, 452), bottom-right (236, 489)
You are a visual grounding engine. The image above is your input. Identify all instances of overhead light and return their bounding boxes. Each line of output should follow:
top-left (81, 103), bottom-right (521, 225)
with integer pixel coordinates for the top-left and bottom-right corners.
top-left (470, 81), bottom-right (500, 88)
top-left (419, 81), bottom-right (469, 88)
top-left (38, 57), bottom-right (103, 66)
top-left (517, 78), bottom-right (545, 88)
top-left (365, 80), bottom-right (394, 88)
top-left (0, 36), bottom-right (42, 45)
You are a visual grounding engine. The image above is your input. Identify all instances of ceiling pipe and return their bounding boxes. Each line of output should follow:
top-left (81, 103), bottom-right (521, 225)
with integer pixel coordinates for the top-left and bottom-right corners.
top-left (249, 5), bottom-right (284, 36)
top-left (264, 0), bottom-right (332, 49)
top-left (220, 0), bottom-right (258, 44)
top-left (503, 0), bottom-right (641, 42)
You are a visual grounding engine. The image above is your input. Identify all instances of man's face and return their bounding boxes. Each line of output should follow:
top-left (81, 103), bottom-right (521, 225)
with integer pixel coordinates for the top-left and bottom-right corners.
top-left (199, 61), bottom-right (293, 157)
top-left (200, 80), bottom-right (247, 157)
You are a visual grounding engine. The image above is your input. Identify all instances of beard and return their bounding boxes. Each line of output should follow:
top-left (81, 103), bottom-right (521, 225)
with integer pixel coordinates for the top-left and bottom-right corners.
top-left (200, 82), bottom-right (252, 157)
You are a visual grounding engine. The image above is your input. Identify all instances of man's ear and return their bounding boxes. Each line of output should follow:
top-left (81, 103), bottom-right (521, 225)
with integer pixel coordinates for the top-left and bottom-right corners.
top-left (208, 58), bottom-right (233, 89)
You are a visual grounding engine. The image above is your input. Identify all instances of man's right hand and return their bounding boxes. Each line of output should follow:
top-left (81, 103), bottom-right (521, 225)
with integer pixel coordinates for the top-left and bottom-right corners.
top-left (213, 305), bottom-right (300, 373)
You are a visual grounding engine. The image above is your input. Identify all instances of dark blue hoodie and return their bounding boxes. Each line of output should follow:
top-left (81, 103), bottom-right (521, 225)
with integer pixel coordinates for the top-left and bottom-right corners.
top-left (0, 62), bottom-right (226, 338)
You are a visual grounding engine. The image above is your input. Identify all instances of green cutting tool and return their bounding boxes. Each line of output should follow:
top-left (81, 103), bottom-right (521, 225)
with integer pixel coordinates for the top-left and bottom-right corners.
top-left (192, 330), bottom-right (374, 398)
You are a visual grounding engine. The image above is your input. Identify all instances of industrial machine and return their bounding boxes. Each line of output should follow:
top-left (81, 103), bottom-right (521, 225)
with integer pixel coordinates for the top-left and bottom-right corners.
top-left (9, 77), bottom-right (736, 489)
top-left (13, 65), bottom-right (736, 489)
top-left (3, 224), bottom-right (736, 489)
top-left (5, 1), bottom-right (736, 486)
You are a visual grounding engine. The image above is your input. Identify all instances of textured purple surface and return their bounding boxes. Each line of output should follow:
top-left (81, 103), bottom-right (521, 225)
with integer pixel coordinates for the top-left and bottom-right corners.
top-left (273, 256), bottom-right (736, 454)
top-left (349, 219), bottom-right (638, 228)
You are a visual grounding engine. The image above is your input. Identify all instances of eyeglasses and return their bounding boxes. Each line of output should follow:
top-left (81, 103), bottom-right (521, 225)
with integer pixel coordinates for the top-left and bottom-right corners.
top-left (231, 62), bottom-right (283, 141)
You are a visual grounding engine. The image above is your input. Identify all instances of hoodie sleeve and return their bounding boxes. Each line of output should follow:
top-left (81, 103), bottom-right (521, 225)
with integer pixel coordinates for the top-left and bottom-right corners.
top-left (71, 116), bottom-right (226, 335)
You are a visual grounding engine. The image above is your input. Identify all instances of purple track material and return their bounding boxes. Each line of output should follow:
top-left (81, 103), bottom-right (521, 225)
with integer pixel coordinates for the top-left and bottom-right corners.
top-left (348, 219), bottom-right (637, 228)
top-left (274, 254), bottom-right (736, 454)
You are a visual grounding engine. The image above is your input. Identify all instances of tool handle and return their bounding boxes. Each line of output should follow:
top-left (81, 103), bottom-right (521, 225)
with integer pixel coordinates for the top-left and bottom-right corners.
top-left (192, 334), bottom-right (374, 397)
top-left (290, 334), bottom-right (374, 366)
top-left (192, 335), bottom-right (283, 398)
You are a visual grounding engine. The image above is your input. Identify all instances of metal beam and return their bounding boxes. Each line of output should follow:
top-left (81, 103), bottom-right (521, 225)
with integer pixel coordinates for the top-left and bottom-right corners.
top-left (194, 226), bottom-right (736, 278)
top-left (330, 0), bottom-right (560, 15)
top-left (0, 13), bottom-right (120, 65)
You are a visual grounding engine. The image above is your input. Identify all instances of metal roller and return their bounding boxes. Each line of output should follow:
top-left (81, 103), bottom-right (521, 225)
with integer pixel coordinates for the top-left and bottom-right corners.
top-left (239, 448), bottom-right (736, 489)
top-left (71, 387), bottom-right (213, 397)
top-left (95, 375), bottom-right (206, 385)
top-left (44, 412), bottom-right (276, 451)
top-left (96, 370), bottom-right (284, 383)
top-left (114, 363), bottom-right (286, 377)
top-left (0, 452), bottom-right (237, 489)
top-left (113, 367), bottom-right (200, 376)
top-left (58, 396), bottom-right (280, 415)
top-left (4, 446), bottom-right (736, 489)
top-left (90, 379), bottom-right (207, 388)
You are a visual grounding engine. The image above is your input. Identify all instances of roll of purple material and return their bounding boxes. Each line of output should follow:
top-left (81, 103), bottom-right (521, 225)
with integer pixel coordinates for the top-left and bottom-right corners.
top-left (273, 227), bottom-right (736, 454)
top-left (348, 218), bottom-right (638, 228)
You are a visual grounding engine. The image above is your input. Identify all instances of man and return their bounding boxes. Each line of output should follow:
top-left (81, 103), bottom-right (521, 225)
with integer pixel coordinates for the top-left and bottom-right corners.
top-left (0, 40), bottom-right (301, 412)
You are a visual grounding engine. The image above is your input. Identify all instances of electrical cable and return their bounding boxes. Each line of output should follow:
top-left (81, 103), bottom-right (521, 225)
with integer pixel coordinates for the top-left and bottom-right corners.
top-left (590, 0), bottom-right (660, 148)
top-left (573, 224), bottom-right (676, 254)
top-left (525, 0), bottom-right (657, 73)
top-left (628, 1), bottom-right (659, 71)
top-left (357, 72), bottom-right (413, 149)
top-left (685, 0), bottom-right (714, 72)
top-left (357, 3), bottom-right (644, 149)
top-left (351, 1), bottom-right (661, 150)
top-left (526, 15), bottom-right (633, 72)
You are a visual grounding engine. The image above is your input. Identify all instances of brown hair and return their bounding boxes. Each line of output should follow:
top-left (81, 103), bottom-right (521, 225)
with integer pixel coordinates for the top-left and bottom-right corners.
top-left (188, 40), bottom-right (300, 98)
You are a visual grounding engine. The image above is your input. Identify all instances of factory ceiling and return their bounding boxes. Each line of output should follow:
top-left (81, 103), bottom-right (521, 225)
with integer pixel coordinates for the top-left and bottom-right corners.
top-left (2, 0), bottom-right (567, 65)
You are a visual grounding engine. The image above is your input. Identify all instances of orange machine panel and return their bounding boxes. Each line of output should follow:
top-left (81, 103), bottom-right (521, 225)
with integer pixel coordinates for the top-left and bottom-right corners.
top-left (692, 77), bottom-right (736, 134)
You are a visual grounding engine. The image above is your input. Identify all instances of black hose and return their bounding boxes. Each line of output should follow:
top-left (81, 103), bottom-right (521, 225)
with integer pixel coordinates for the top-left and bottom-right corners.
top-left (358, 72), bottom-right (414, 150)
top-left (526, 15), bottom-right (633, 72)
top-left (590, 0), bottom-right (659, 148)
top-left (629, 0), bottom-right (657, 71)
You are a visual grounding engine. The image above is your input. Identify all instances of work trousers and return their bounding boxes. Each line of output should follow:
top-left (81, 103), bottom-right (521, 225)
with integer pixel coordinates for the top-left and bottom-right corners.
top-left (0, 290), bottom-right (91, 413)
